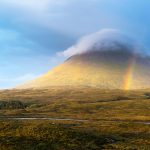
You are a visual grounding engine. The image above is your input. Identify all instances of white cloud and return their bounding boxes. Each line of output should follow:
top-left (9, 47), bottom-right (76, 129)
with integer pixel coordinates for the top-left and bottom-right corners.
top-left (0, 73), bottom-right (38, 82)
top-left (0, 0), bottom-right (67, 29)
top-left (0, 0), bottom-right (147, 38)
top-left (59, 28), bottom-right (140, 57)
top-left (0, 0), bottom-right (65, 12)
top-left (0, 73), bottom-right (39, 89)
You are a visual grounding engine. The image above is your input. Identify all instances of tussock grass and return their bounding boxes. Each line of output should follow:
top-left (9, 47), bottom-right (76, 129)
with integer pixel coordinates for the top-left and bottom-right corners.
top-left (0, 87), bottom-right (150, 149)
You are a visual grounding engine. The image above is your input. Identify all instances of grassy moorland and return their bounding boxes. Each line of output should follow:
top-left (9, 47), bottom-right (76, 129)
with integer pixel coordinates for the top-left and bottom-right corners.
top-left (0, 87), bottom-right (150, 149)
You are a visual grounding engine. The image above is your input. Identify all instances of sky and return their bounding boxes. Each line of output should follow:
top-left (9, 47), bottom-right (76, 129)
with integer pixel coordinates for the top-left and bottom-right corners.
top-left (0, 0), bottom-right (150, 88)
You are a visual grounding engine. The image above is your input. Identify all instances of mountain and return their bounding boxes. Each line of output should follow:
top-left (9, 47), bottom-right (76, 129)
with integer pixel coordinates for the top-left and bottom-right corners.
top-left (17, 44), bottom-right (150, 90)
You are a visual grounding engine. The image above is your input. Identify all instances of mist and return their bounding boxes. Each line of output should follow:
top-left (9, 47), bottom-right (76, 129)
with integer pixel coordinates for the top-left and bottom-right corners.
top-left (60, 29), bottom-right (141, 57)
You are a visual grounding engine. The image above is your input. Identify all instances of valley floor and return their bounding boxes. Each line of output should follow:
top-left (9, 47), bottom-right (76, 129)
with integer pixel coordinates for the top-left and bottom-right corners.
top-left (0, 87), bottom-right (150, 149)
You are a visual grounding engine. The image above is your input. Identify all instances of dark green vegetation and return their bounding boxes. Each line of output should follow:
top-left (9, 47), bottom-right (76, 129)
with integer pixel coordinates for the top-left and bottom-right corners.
top-left (0, 101), bottom-right (27, 109)
top-left (0, 120), bottom-right (107, 150)
top-left (1, 87), bottom-right (150, 149)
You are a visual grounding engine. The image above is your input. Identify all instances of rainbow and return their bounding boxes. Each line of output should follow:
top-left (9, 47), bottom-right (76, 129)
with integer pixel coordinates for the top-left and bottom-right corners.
top-left (123, 56), bottom-right (135, 90)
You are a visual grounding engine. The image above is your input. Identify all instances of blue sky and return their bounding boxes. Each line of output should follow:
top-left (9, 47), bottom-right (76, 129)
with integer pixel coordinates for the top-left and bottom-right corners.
top-left (0, 0), bottom-right (150, 88)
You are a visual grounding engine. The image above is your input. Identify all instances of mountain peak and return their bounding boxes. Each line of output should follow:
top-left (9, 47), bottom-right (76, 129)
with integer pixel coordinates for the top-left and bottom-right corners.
top-left (17, 48), bottom-right (150, 90)
top-left (16, 29), bottom-right (150, 90)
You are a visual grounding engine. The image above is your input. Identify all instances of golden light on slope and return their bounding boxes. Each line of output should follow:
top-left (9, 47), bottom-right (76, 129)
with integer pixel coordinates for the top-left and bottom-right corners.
top-left (17, 50), bottom-right (150, 90)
